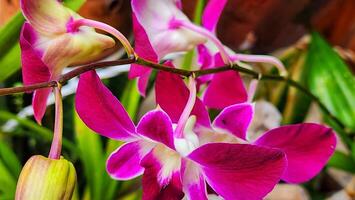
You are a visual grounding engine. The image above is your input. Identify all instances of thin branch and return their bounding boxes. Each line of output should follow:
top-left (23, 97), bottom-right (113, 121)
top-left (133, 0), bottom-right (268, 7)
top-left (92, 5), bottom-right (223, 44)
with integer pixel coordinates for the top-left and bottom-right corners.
top-left (0, 56), bottom-right (351, 147)
top-left (0, 57), bottom-right (136, 96)
top-left (0, 81), bottom-right (57, 96)
top-left (59, 57), bottom-right (136, 84)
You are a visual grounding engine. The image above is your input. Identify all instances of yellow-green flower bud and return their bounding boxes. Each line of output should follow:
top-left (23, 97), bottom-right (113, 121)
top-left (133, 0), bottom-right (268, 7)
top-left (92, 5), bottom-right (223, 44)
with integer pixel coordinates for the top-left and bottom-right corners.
top-left (15, 155), bottom-right (76, 200)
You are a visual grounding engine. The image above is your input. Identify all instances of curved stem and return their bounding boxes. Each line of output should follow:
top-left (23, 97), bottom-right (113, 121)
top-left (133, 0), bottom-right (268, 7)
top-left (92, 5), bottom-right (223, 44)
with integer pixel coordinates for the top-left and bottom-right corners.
top-left (174, 20), bottom-right (230, 64)
top-left (231, 54), bottom-right (288, 76)
top-left (71, 19), bottom-right (134, 57)
top-left (48, 85), bottom-right (63, 159)
top-left (175, 77), bottom-right (197, 138)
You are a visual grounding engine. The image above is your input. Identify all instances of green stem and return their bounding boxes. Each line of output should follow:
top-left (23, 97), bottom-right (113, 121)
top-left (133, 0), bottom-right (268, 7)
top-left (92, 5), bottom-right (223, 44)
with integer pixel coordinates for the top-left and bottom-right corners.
top-left (48, 85), bottom-right (63, 159)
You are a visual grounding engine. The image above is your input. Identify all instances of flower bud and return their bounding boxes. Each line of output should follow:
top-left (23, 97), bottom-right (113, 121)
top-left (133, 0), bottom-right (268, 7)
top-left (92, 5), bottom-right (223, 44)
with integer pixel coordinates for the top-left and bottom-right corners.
top-left (15, 155), bottom-right (76, 200)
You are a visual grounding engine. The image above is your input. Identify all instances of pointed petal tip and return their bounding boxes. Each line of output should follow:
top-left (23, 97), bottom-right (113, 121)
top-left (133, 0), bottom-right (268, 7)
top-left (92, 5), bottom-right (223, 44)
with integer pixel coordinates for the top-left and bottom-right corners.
top-left (255, 123), bottom-right (336, 183)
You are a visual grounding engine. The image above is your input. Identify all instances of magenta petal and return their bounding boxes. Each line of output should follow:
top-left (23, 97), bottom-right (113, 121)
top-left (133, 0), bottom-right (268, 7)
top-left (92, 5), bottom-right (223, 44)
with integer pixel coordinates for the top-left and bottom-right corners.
top-left (202, 0), bottom-right (228, 33)
top-left (254, 123), bottom-right (336, 183)
top-left (132, 14), bottom-right (158, 63)
top-left (203, 70), bottom-right (248, 109)
top-left (129, 64), bottom-right (152, 79)
top-left (129, 14), bottom-right (157, 80)
top-left (213, 103), bottom-right (253, 140)
top-left (32, 88), bottom-right (52, 124)
top-left (129, 14), bottom-right (157, 96)
top-left (137, 109), bottom-right (175, 149)
top-left (107, 141), bottom-right (145, 180)
top-left (189, 143), bottom-right (286, 200)
top-left (20, 23), bottom-right (50, 86)
top-left (155, 70), bottom-right (211, 127)
top-left (137, 71), bottom-right (151, 97)
top-left (21, 23), bottom-right (52, 124)
top-left (203, 54), bottom-right (247, 109)
top-left (181, 160), bottom-right (208, 200)
top-left (141, 149), bottom-right (184, 200)
top-left (75, 70), bottom-right (135, 140)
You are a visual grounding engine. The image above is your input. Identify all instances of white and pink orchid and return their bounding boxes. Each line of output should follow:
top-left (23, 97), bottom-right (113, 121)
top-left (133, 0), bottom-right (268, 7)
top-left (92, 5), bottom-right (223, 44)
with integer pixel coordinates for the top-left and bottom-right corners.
top-left (20, 0), bottom-right (133, 123)
top-left (75, 70), bottom-right (336, 200)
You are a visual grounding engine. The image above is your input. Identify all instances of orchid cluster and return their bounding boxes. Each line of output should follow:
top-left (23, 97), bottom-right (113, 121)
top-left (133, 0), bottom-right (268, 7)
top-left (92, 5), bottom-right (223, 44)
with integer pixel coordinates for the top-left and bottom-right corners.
top-left (16, 0), bottom-right (336, 200)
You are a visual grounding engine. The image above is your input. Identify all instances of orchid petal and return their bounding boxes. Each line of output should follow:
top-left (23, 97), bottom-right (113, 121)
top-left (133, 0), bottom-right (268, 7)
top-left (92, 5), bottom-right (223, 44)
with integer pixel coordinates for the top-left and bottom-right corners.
top-left (137, 109), bottom-right (175, 149)
top-left (137, 72), bottom-right (151, 97)
top-left (155, 70), bottom-right (211, 127)
top-left (254, 123), bottom-right (336, 183)
top-left (203, 71), bottom-right (248, 109)
top-left (203, 54), bottom-right (248, 109)
top-left (141, 145), bottom-right (184, 200)
top-left (20, 23), bottom-right (50, 86)
top-left (20, 0), bottom-right (70, 35)
top-left (128, 14), bottom-right (157, 96)
top-left (202, 0), bottom-right (228, 33)
top-left (130, 14), bottom-right (159, 65)
top-left (32, 88), bottom-right (52, 124)
top-left (189, 143), bottom-right (286, 200)
top-left (181, 160), bottom-right (208, 200)
top-left (213, 103), bottom-right (253, 140)
top-left (75, 71), bottom-right (135, 140)
top-left (107, 141), bottom-right (149, 180)
top-left (42, 29), bottom-right (114, 73)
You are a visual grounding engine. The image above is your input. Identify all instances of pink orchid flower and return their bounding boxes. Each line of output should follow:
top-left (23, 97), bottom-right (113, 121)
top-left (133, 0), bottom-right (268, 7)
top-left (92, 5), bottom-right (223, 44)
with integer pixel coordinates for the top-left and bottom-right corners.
top-left (75, 71), bottom-right (288, 200)
top-left (76, 70), bottom-right (335, 199)
top-left (20, 0), bottom-right (133, 123)
top-left (156, 72), bottom-right (336, 199)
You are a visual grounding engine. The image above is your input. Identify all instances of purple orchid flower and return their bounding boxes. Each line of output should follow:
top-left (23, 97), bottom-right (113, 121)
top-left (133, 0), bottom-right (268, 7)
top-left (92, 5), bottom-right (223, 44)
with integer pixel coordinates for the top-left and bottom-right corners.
top-left (20, 0), bottom-right (133, 123)
top-left (75, 71), bottom-right (289, 200)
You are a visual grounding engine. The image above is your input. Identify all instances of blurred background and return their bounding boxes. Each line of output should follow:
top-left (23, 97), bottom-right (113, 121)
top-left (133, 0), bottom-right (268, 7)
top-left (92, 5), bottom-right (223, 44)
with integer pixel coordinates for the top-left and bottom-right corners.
top-left (0, 0), bottom-right (354, 199)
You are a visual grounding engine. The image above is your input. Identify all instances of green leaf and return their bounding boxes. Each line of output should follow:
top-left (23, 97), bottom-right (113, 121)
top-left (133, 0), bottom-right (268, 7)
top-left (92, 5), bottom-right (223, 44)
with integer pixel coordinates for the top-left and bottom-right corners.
top-left (0, 160), bottom-right (16, 199)
top-left (328, 151), bottom-right (355, 173)
top-left (306, 32), bottom-right (355, 131)
top-left (74, 111), bottom-right (104, 200)
top-left (120, 79), bottom-right (141, 120)
top-left (0, 111), bottom-right (76, 153)
top-left (0, 140), bottom-right (21, 179)
top-left (0, 44), bottom-right (21, 82)
top-left (0, 13), bottom-right (24, 82)
top-left (0, 13), bottom-right (24, 58)
top-left (74, 111), bottom-right (119, 200)
top-left (282, 51), bottom-right (312, 124)
top-left (63, 0), bottom-right (86, 11)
